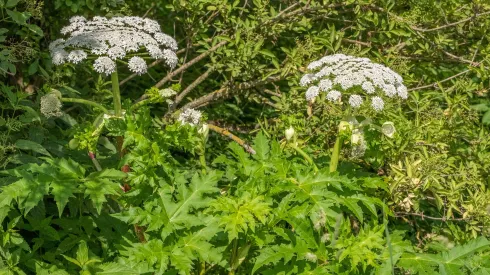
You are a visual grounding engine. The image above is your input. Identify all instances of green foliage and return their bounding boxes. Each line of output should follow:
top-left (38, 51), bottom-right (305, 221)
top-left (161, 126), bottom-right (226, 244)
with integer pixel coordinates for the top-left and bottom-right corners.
top-left (1, 0), bottom-right (490, 274)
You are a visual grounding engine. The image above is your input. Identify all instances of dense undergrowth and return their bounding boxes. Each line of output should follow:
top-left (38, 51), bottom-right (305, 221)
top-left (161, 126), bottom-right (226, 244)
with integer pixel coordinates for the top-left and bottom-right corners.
top-left (1, 0), bottom-right (490, 274)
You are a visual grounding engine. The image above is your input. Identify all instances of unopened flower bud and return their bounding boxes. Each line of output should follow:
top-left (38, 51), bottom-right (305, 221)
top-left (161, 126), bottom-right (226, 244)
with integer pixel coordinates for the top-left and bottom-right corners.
top-left (381, 121), bottom-right (396, 138)
top-left (285, 126), bottom-right (295, 141)
top-left (198, 123), bottom-right (209, 138)
top-left (338, 121), bottom-right (352, 133)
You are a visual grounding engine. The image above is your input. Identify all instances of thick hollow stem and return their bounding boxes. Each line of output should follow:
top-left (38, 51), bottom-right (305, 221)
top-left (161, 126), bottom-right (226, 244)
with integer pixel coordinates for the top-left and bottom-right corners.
top-left (329, 135), bottom-right (342, 173)
top-left (111, 70), bottom-right (122, 117)
top-left (291, 144), bottom-right (319, 173)
top-left (61, 98), bottom-right (108, 113)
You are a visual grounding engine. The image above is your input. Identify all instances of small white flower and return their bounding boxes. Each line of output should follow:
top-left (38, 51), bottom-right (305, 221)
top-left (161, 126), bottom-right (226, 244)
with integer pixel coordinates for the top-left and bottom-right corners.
top-left (371, 96), bottom-right (384, 111)
top-left (326, 90), bottom-right (341, 102)
top-left (318, 79), bottom-right (333, 91)
top-left (305, 86), bottom-right (320, 101)
top-left (348, 94), bottom-right (363, 108)
top-left (300, 74), bottom-right (314, 86)
top-left (51, 49), bottom-right (68, 65)
top-left (285, 126), bottom-right (295, 141)
top-left (158, 88), bottom-right (177, 98)
top-left (67, 50), bottom-right (87, 64)
top-left (107, 46), bottom-right (126, 60)
top-left (361, 81), bottom-right (376, 94)
top-left (397, 85), bottom-right (408, 99)
top-left (178, 108), bottom-right (202, 126)
top-left (128, 56), bottom-right (148, 75)
top-left (163, 49), bottom-right (178, 69)
top-left (93, 56), bottom-right (116, 75)
top-left (40, 93), bottom-right (63, 118)
top-left (304, 252), bottom-right (317, 263)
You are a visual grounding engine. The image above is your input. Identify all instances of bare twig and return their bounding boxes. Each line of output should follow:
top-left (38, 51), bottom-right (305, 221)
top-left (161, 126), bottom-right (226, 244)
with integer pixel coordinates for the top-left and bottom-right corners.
top-left (407, 69), bottom-right (470, 91)
top-left (155, 40), bottom-right (228, 88)
top-left (207, 123), bottom-right (256, 154)
top-left (174, 66), bottom-right (215, 106)
top-left (142, 3), bottom-right (156, 18)
top-left (395, 212), bottom-right (466, 221)
top-left (181, 75), bottom-right (281, 110)
top-left (410, 11), bottom-right (490, 32)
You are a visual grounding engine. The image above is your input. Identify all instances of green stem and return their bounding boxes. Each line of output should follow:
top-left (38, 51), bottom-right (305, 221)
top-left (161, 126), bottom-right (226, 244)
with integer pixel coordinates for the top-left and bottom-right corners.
top-left (329, 135), bottom-right (342, 173)
top-left (291, 145), bottom-right (319, 173)
top-left (61, 98), bottom-right (108, 113)
top-left (111, 70), bottom-right (122, 117)
top-left (130, 98), bottom-right (151, 111)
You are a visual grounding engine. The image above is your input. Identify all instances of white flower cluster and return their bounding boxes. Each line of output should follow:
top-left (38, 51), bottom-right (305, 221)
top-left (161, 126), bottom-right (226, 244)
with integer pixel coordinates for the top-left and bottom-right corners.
top-left (40, 93), bottom-right (63, 118)
top-left (49, 16), bottom-right (178, 75)
top-left (178, 108), bottom-right (202, 126)
top-left (300, 54), bottom-right (407, 111)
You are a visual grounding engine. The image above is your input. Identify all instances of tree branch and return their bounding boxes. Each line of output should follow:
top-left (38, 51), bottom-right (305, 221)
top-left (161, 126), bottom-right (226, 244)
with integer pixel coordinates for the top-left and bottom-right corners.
top-left (207, 123), bottom-right (256, 154)
top-left (395, 212), bottom-right (466, 222)
top-left (410, 11), bottom-right (490, 32)
top-left (407, 69), bottom-right (470, 91)
top-left (174, 66), bottom-right (215, 106)
top-left (181, 75), bottom-right (281, 110)
top-left (154, 40), bottom-right (228, 88)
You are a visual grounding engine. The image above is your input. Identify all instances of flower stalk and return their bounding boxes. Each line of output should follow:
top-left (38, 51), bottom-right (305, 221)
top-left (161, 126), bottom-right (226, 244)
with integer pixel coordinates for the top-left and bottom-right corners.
top-left (329, 135), bottom-right (342, 173)
top-left (61, 97), bottom-right (108, 113)
top-left (111, 70), bottom-right (122, 117)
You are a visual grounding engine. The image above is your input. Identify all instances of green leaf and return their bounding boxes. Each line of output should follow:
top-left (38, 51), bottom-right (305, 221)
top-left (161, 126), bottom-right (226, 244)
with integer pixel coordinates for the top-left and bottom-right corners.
top-left (76, 241), bottom-right (89, 265)
top-left (15, 139), bottom-right (51, 157)
top-left (85, 0), bottom-right (94, 10)
top-left (470, 103), bottom-right (489, 112)
top-left (27, 24), bottom-right (43, 36)
top-left (259, 49), bottom-right (275, 58)
top-left (342, 197), bottom-right (364, 221)
top-left (482, 110), bottom-right (490, 125)
top-left (51, 179), bottom-right (77, 216)
top-left (84, 180), bottom-right (119, 214)
top-left (23, 178), bottom-right (50, 214)
top-left (5, 0), bottom-right (20, 8)
top-left (253, 131), bottom-right (269, 160)
top-left (95, 262), bottom-right (137, 274)
top-left (6, 9), bottom-right (30, 25)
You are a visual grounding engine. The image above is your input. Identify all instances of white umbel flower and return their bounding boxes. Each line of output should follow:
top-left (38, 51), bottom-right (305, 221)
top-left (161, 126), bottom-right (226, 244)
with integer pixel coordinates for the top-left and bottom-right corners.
top-left (326, 90), bottom-right (341, 102)
top-left (93, 56), bottom-right (116, 75)
top-left (300, 54), bottom-right (407, 111)
top-left (107, 46), bottom-right (126, 60)
top-left (128, 57), bottom-right (148, 75)
top-left (67, 50), bottom-right (87, 64)
top-left (178, 108), bottom-right (202, 126)
top-left (40, 93), bottom-right (63, 118)
top-left (51, 49), bottom-right (68, 65)
top-left (49, 16), bottom-right (178, 74)
top-left (371, 96), bottom-right (384, 111)
top-left (349, 94), bottom-right (363, 108)
top-left (305, 86), bottom-right (320, 101)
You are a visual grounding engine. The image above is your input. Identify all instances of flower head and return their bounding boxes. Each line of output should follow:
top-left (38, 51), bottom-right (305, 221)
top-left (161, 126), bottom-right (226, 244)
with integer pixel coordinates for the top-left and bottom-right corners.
top-left (178, 108), bottom-right (202, 126)
top-left (300, 54), bottom-right (407, 111)
top-left (93, 56), bottom-right (116, 75)
top-left (128, 56), bottom-right (148, 75)
top-left (49, 16), bottom-right (178, 74)
top-left (40, 93), bottom-right (63, 118)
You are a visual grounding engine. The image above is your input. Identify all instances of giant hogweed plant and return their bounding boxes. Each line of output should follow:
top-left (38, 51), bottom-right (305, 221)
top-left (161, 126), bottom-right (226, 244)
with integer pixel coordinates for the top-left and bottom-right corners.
top-left (0, 12), bottom-right (489, 275)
